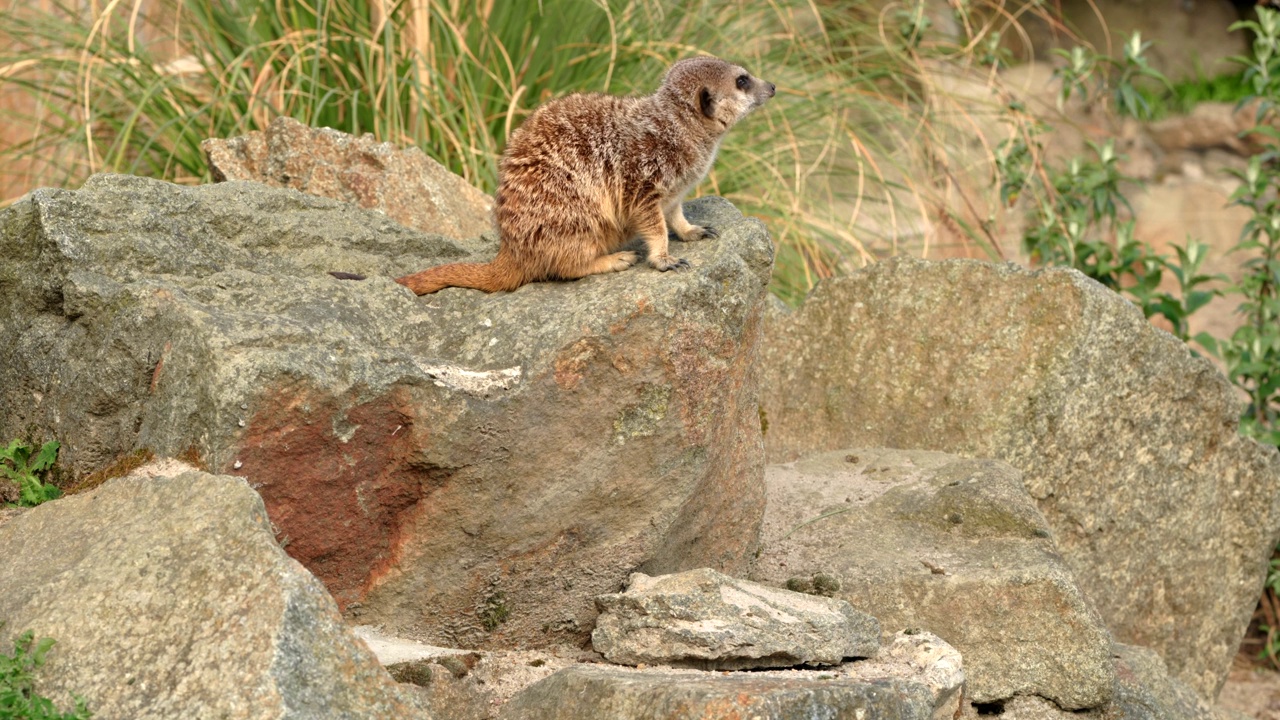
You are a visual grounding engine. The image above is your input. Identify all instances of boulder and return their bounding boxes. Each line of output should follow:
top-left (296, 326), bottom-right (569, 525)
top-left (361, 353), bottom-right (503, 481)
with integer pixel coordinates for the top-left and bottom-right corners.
top-left (501, 630), bottom-right (964, 720)
top-left (0, 174), bottom-right (772, 650)
top-left (757, 258), bottom-right (1280, 698)
top-left (751, 448), bottom-right (1114, 709)
top-left (203, 116), bottom-right (493, 240)
top-left (959, 644), bottom-right (1240, 719)
top-left (1107, 644), bottom-right (1235, 720)
top-left (0, 465), bottom-right (430, 719)
top-left (592, 568), bottom-right (880, 670)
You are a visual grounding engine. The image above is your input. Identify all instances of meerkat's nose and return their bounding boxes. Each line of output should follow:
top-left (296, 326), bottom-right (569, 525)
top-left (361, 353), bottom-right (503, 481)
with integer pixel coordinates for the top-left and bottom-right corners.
top-left (766, 82), bottom-right (776, 97)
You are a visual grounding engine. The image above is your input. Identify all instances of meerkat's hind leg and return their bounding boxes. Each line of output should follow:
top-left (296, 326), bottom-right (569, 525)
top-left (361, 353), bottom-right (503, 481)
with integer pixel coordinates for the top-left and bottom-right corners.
top-left (664, 198), bottom-right (718, 242)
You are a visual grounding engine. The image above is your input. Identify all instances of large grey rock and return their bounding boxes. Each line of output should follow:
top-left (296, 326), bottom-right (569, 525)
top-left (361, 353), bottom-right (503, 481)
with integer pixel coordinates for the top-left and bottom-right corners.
top-left (203, 116), bottom-right (494, 240)
top-left (758, 258), bottom-right (1280, 698)
top-left (592, 568), bottom-right (880, 670)
top-left (501, 631), bottom-right (964, 720)
top-left (0, 465), bottom-right (429, 719)
top-left (0, 174), bottom-right (773, 650)
top-left (752, 448), bottom-right (1114, 709)
top-left (1107, 644), bottom-right (1232, 720)
top-left (959, 644), bottom-right (1240, 719)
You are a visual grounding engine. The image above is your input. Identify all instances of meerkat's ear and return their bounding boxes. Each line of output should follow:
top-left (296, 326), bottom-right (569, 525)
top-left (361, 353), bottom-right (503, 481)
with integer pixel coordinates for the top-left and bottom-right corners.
top-left (698, 87), bottom-right (716, 118)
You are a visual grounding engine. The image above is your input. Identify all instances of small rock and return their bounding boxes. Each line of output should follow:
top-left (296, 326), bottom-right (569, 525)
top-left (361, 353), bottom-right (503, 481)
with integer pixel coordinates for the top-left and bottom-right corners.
top-left (203, 116), bottom-right (493, 240)
top-left (502, 631), bottom-right (962, 720)
top-left (592, 568), bottom-right (879, 670)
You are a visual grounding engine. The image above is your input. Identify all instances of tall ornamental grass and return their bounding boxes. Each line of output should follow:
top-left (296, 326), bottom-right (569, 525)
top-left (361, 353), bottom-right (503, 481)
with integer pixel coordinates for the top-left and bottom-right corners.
top-left (0, 0), bottom-right (1063, 302)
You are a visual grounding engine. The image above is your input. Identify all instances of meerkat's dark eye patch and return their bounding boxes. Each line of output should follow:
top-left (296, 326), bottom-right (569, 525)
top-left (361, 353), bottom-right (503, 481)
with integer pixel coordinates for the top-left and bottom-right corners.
top-left (735, 74), bottom-right (750, 91)
top-left (699, 87), bottom-right (716, 118)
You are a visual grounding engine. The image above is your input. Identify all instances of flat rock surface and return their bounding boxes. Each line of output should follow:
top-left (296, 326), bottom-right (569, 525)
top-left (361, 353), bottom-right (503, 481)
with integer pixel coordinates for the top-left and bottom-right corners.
top-left (752, 448), bottom-right (1115, 709)
top-left (501, 631), bottom-right (963, 720)
top-left (592, 568), bottom-right (879, 670)
top-left (0, 466), bottom-right (429, 719)
top-left (758, 257), bottom-right (1280, 698)
top-left (0, 174), bottom-right (773, 650)
top-left (203, 116), bottom-right (494, 240)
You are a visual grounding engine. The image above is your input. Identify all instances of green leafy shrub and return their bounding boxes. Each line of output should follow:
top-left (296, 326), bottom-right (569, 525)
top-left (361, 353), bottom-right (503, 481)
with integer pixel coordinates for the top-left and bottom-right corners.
top-left (0, 629), bottom-right (91, 720)
top-left (1135, 71), bottom-right (1253, 120)
top-left (1053, 32), bottom-right (1170, 119)
top-left (1024, 8), bottom-right (1280, 666)
top-left (1006, 133), bottom-right (1219, 344)
top-left (1200, 154), bottom-right (1280, 448)
top-left (0, 441), bottom-right (62, 508)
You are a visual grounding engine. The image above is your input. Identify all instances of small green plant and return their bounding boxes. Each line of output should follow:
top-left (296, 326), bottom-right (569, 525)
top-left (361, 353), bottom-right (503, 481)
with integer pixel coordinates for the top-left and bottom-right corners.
top-left (0, 628), bottom-right (91, 720)
top-left (1135, 71), bottom-right (1253, 120)
top-left (479, 592), bottom-right (509, 632)
top-left (1053, 31), bottom-right (1171, 119)
top-left (1232, 7), bottom-right (1280, 105)
top-left (1203, 8), bottom-right (1280, 449)
top-left (0, 440), bottom-right (62, 508)
top-left (1259, 556), bottom-right (1280, 669)
top-left (1199, 154), bottom-right (1280, 447)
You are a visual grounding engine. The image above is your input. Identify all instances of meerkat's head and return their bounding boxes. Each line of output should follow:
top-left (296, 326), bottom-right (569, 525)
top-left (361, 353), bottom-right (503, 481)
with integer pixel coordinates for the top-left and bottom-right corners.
top-left (659, 56), bottom-right (776, 134)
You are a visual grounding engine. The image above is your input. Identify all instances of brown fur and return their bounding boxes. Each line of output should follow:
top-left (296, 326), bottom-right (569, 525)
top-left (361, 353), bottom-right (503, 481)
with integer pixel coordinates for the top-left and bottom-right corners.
top-left (395, 56), bottom-right (775, 295)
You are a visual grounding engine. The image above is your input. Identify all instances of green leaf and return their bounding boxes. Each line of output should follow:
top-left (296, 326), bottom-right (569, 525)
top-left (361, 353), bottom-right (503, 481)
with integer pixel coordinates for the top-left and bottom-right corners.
top-left (30, 441), bottom-right (60, 474)
top-left (1186, 290), bottom-right (1216, 314)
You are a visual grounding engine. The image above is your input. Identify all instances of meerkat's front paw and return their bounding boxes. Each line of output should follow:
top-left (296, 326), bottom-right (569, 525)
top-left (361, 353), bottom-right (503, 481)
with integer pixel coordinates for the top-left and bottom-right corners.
top-left (675, 225), bottom-right (719, 242)
top-left (650, 254), bottom-right (692, 272)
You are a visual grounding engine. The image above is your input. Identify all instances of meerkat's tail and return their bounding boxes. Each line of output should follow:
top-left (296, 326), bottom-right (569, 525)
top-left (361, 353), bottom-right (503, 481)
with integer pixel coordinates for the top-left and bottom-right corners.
top-left (394, 252), bottom-right (525, 295)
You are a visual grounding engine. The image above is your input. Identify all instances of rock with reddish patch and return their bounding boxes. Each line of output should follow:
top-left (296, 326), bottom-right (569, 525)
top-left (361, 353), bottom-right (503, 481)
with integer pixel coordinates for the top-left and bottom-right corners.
top-left (0, 173), bottom-right (773, 651)
top-left (0, 467), bottom-right (431, 718)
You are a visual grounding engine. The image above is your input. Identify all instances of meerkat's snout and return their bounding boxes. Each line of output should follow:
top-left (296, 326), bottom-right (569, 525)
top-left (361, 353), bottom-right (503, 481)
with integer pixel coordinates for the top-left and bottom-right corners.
top-left (737, 72), bottom-right (777, 110)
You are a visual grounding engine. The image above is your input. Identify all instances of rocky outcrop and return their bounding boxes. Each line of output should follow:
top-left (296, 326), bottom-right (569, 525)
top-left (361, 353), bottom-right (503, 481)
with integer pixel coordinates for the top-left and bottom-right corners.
top-left (1148, 102), bottom-right (1276, 156)
top-left (1107, 644), bottom-right (1235, 720)
top-left (758, 258), bottom-right (1280, 699)
top-left (501, 631), bottom-right (964, 720)
top-left (0, 173), bottom-right (773, 650)
top-left (751, 448), bottom-right (1114, 709)
top-left (203, 116), bottom-right (493, 240)
top-left (592, 568), bottom-right (880, 670)
top-left (0, 466), bottom-right (429, 719)
top-left (959, 644), bottom-right (1240, 719)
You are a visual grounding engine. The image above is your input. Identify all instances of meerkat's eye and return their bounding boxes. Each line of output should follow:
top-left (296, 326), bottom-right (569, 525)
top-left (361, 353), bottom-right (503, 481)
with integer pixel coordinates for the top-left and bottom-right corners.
top-left (735, 74), bottom-right (751, 91)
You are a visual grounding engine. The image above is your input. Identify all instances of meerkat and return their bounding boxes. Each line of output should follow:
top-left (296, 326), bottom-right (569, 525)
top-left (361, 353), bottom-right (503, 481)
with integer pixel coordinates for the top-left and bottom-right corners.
top-left (391, 56), bottom-right (775, 295)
